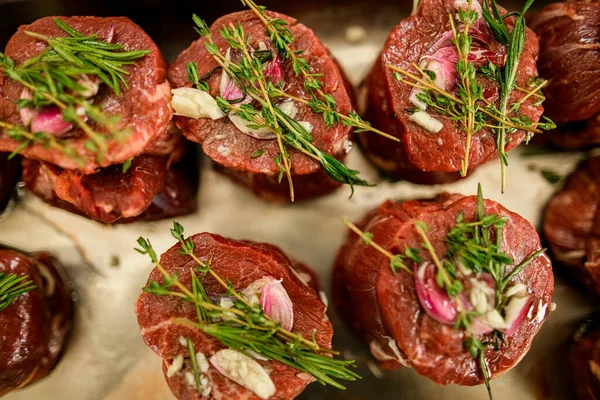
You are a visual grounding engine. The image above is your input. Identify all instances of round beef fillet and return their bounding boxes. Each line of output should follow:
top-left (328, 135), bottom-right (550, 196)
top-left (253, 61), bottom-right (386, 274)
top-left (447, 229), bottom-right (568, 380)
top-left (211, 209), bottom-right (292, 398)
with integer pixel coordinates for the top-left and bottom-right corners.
top-left (0, 250), bottom-right (72, 396)
top-left (0, 152), bottom-right (20, 214)
top-left (22, 155), bottom-right (167, 223)
top-left (532, 1), bottom-right (600, 124)
top-left (362, 0), bottom-right (542, 180)
top-left (0, 16), bottom-right (172, 174)
top-left (168, 10), bottom-right (354, 201)
top-left (570, 314), bottom-right (600, 400)
top-left (333, 194), bottom-right (553, 385)
top-left (544, 156), bottom-right (600, 294)
top-left (542, 113), bottom-right (600, 150)
top-left (136, 233), bottom-right (332, 400)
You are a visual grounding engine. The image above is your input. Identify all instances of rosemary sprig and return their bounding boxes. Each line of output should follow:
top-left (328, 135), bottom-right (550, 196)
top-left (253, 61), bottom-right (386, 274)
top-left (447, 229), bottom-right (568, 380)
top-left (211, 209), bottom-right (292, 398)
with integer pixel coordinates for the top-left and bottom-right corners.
top-left (451, 6), bottom-right (481, 176)
top-left (0, 272), bottom-right (36, 312)
top-left (0, 18), bottom-right (150, 163)
top-left (485, 0), bottom-right (534, 191)
top-left (191, 16), bottom-right (372, 199)
top-left (136, 222), bottom-right (360, 390)
top-left (342, 217), bottom-right (418, 275)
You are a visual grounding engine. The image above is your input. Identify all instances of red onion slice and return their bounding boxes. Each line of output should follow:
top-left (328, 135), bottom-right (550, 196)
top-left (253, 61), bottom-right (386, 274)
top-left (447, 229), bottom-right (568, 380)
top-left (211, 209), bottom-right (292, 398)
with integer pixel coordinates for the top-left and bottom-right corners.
top-left (414, 261), bottom-right (459, 325)
top-left (260, 276), bottom-right (294, 331)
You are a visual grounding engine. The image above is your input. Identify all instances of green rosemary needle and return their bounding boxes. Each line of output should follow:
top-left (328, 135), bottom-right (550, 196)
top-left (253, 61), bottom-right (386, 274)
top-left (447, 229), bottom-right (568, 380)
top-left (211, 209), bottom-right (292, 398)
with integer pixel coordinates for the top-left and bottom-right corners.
top-left (0, 272), bottom-right (36, 312)
top-left (413, 183), bottom-right (546, 400)
top-left (135, 222), bottom-right (361, 391)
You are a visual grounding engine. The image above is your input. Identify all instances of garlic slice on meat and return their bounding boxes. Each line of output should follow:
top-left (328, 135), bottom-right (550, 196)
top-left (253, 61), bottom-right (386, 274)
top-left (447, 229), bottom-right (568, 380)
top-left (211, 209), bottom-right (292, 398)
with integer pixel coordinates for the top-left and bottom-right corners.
top-left (410, 110), bottom-right (443, 133)
top-left (210, 349), bottom-right (276, 399)
top-left (220, 48), bottom-right (248, 103)
top-left (260, 277), bottom-right (294, 331)
top-left (171, 87), bottom-right (225, 120)
top-left (229, 100), bottom-right (300, 140)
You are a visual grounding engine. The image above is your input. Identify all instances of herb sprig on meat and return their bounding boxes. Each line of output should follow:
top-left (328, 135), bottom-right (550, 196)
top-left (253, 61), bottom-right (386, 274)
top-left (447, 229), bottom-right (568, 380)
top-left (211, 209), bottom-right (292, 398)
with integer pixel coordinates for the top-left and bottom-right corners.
top-left (136, 222), bottom-right (361, 392)
top-left (388, 0), bottom-right (555, 191)
top-left (187, 1), bottom-right (400, 201)
top-left (0, 272), bottom-right (36, 312)
top-left (0, 18), bottom-right (150, 163)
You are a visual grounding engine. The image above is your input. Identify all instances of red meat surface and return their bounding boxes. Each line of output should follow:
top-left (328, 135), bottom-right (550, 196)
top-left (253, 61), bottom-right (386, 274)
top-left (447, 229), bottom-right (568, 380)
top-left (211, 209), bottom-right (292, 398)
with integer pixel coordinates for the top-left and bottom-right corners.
top-left (0, 250), bottom-right (72, 396)
top-left (544, 156), bottom-right (600, 293)
top-left (136, 233), bottom-right (332, 399)
top-left (168, 10), bottom-right (354, 201)
top-left (362, 0), bottom-right (542, 182)
top-left (0, 16), bottom-right (172, 173)
top-left (333, 194), bottom-right (553, 385)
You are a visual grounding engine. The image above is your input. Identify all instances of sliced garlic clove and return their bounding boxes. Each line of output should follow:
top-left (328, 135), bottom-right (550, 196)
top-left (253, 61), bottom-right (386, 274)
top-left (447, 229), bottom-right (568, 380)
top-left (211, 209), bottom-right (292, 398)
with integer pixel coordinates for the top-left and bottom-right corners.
top-left (229, 114), bottom-right (276, 140)
top-left (220, 48), bottom-right (247, 102)
top-left (210, 349), bottom-right (276, 399)
top-left (409, 110), bottom-right (444, 133)
top-left (171, 87), bottom-right (225, 120)
top-left (260, 277), bottom-right (294, 331)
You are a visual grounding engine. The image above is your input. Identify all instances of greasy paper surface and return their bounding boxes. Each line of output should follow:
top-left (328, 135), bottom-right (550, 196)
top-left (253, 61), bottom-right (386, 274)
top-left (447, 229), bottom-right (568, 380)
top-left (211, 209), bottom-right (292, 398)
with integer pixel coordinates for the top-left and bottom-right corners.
top-left (1, 2), bottom-right (598, 400)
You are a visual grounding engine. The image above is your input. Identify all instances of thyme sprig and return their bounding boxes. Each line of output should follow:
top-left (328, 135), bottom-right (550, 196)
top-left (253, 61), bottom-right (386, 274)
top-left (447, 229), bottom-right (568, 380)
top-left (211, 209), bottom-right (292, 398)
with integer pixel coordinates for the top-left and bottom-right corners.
top-left (342, 217), bottom-right (419, 275)
top-left (190, 16), bottom-right (372, 200)
top-left (0, 272), bottom-right (36, 312)
top-left (136, 222), bottom-right (360, 391)
top-left (388, 0), bottom-right (555, 190)
top-left (0, 18), bottom-right (150, 163)
top-left (240, 0), bottom-right (398, 141)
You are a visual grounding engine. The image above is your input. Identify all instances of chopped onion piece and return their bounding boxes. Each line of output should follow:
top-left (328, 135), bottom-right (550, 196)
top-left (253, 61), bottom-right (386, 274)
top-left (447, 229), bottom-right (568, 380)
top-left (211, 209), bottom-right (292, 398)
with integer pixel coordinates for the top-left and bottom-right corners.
top-left (210, 349), bottom-right (276, 399)
top-left (229, 114), bottom-right (275, 140)
top-left (229, 101), bottom-right (299, 140)
top-left (410, 111), bottom-right (444, 133)
top-left (166, 354), bottom-right (184, 378)
top-left (171, 87), bottom-right (225, 120)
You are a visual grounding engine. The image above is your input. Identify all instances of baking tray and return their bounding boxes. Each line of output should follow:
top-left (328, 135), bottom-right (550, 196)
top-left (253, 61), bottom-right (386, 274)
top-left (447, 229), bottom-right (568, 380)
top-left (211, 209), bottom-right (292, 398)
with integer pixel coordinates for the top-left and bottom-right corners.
top-left (0, 0), bottom-right (598, 399)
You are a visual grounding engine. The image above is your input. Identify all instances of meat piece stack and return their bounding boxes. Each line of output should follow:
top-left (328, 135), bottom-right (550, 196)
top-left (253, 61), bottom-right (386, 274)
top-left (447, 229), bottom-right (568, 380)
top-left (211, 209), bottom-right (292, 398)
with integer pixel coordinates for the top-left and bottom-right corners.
top-left (169, 11), bottom-right (355, 202)
top-left (333, 193), bottom-right (553, 385)
top-left (136, 233), bottom-right (333, 399)
top-left (0, 249), bottom-right (72, 396)
top-left (362, 0), bottom-right (544, 183)
top-left (544, 156), bottom-right (600, 293)
top-left (0, 16), bottom-right (198, 223)
top-left (532, 1), bottom-right (600, 149)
